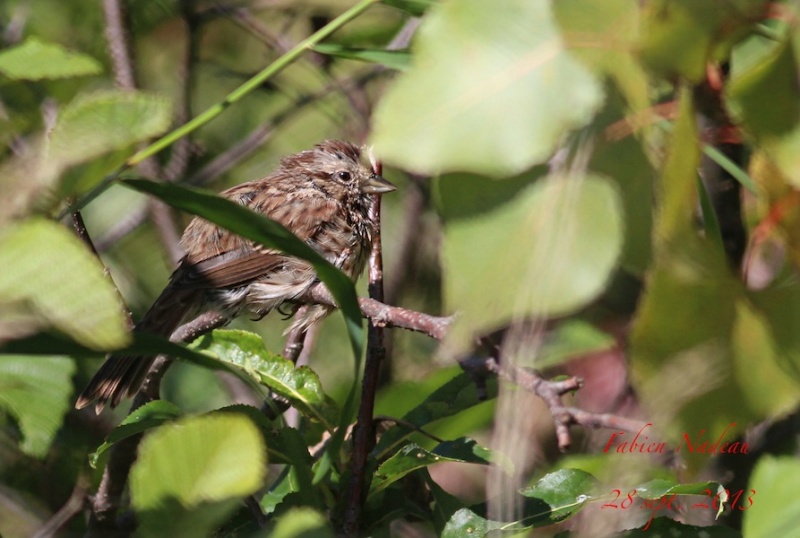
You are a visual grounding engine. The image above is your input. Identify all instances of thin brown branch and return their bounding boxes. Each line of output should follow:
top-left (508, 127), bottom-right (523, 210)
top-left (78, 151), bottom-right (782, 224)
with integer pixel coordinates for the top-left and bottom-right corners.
top-left (478, 357), bottom-right (647, 451)
top-left (298, 284), bottom-right (452, 340)
top-left (101, 0), bottom-right (184, 266)
top-left (101, 0), bottom-right (136, 89)
top-left (32, 473), bottom-right (89, 538)
top-left (343, 162), bottom-right (387, 535)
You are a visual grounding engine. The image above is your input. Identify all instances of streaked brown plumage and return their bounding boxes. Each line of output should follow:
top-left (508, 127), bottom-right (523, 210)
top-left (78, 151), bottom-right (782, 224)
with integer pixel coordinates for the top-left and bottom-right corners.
top-left (76, 140), bottom-right (395, 413)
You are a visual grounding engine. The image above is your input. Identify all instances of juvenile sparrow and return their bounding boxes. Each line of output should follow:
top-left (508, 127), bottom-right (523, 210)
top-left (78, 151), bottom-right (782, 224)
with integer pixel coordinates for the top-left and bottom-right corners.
top-left (76, 140), bottom-right (395, 413)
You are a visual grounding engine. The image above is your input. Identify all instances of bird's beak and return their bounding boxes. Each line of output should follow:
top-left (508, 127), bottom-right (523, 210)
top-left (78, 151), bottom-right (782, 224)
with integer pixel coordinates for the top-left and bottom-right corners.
top-left (362, 174), bottom-right (397, 194)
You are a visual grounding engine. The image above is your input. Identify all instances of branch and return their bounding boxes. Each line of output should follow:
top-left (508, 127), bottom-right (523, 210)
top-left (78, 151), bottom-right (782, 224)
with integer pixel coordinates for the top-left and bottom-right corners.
top-left (471, 356), bottom-right (647, 451)
top-left (343, 160), bottom-right (387, 535)
top-left (297, 283), bottom-right (453, 340)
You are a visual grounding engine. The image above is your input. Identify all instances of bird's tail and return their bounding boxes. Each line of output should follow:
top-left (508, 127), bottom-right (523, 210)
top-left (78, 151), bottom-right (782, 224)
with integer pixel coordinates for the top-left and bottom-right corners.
top-left (75, 285), bottom-right (197, 414)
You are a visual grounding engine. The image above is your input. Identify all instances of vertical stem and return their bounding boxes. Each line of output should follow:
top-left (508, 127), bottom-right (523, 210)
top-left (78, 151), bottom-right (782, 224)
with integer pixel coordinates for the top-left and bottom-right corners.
top-left (342, 162), bottom-right (387, 535)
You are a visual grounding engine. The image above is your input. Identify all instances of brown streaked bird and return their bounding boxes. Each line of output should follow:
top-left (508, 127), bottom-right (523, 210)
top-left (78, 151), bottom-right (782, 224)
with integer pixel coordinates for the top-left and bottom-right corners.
top-left (76, 140), bottom-right (395, 413)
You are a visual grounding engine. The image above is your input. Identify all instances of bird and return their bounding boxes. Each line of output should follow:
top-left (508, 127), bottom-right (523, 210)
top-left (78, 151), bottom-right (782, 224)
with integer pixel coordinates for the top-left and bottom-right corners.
top-left (75, 140), bottom-right (395, 413)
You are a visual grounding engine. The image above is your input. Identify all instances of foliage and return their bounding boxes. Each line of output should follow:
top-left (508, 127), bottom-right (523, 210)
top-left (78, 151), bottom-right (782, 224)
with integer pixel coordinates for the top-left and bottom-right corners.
top-left (1, 0), bottom-right (800, 536)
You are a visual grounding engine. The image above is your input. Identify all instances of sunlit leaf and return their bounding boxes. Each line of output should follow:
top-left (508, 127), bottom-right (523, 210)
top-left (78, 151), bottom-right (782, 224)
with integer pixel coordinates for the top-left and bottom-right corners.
top-left (0, 218), bottom-right (130, 350)
top-left (743, 456), bottom-right (800, 537)
top-left (0, 37), bottom-right (101, 80)
top-left (131, 413), bottom-right (266, 537)
top-left (372, 0), bottom-right (602, 176)
top-left (190, 330), bottom-right (338, 429)
top-left (438, 173), bottom-right (623, 356)
top-left (49, 90), bottom-right (172, 169)
top-left (0, 356), bottom-right (75, 458)
top-left (553, 0), bottom-right (648, 113)
top-left (268, 508), bottom-right (335, 538)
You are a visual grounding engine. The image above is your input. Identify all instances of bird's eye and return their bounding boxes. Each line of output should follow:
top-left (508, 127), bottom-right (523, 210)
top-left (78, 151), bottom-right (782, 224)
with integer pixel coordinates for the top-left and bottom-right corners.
top-left (336, 170), bottom-right (351, 181)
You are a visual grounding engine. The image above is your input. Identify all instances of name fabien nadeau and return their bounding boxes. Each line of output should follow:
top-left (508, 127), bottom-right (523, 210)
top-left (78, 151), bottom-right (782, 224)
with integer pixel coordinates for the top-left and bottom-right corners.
top-left (603, 423), bottom-right (749, 455)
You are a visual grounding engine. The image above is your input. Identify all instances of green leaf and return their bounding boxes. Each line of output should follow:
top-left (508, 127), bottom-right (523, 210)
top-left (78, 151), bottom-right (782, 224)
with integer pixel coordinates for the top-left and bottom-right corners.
top-left (442, 508), bottom-right (505, 537)
top-left (381, 0), bottom-right (435, 16)
top-left (639, 0), bottom-right (769, 82)
top-left (268, 507), bottom-right (335, 538)
top-left (517, 468), bottom-right (599, 526)
top-left (312, 44), bottom-right (410, 70)
top-left (438, 173), bottom-right (623, 355)
top-left (727, 32), bottom-right (800, 139)
top-left (371, 0), bottom-right (602, 177)
top-left (49, 90), bottom-right (172, 169)
top-left (369, 438), bottom-right (497, 497)
top-left (373, 372), bottom-right (494, 459)
top-left (190, 330), bottom-right (339, 430)
top-left (0, 218), bottom-right (130, 350)
top-left (743, 456), bottom-right (800, 538)
top-left (0, 37), bottom-right (102, 80)
top-left (121, 179), bottom-right (364, 363)
top-left (89, 400), bottom-right (182, 468)
top-left (553, 0), bottom-right (649, 113)
top-left (0, 356), bottom-right (75, 458)
top-left (130, 413), bottom-right (266, 537)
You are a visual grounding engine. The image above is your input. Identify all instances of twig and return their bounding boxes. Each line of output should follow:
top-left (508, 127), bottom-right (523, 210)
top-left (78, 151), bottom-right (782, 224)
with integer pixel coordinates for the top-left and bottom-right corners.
top-left (101, 0), bottom-right (184, 266)
top-left (477, 357), bottom-right (647, 451)
top-left (32, 473), bottom-right (89, 538)
top-left (297, 284), bottom-right (452, 340)
top-left (343, 160), bottom-right (387, 534)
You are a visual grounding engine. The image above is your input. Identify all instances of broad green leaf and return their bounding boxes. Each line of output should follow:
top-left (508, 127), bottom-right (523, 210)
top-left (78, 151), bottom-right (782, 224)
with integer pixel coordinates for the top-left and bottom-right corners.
top-left (369, 438), bottom-right (496, 497)
top-left (371, 0), bottom-right (602, 177)
top-left (131, 413), bottom-right (266, 536)
top-left (731, 299), bottom-right (800, 414)
top-left (639, 0), bottom-right (769, 82)
top-left (442, 508), bottom-right (505, 537)
top-left (0, 37), bottom-right (101, 80)
top-left (381, 0), bottom-right (435, 16)
top-left (0, 218), bottom-right (130, 350)
top-left (268, 508), bottom-right (335, 538)
top-left (728, 32), bottom-right (800, 140)
top-left (312, 44), bottom-right (410, 70)
top-left (517, 468), bottom-right (598, 526)
top-left (373, 371), bottom-right (494, 459)
top-left (0, 356), bottom-right (75, 458)
top-left (743, 456), bottom-right (800, 538)
top-left (553, 0), bottom-right (649, 113)
top-left (49, 90), bottom-right (172, 168)
top-left (438, 173), bottom-right (623, 355)
top-left (121, 179), bottom-right (364, 363)
top-left (190, 330), bottom-right (339, 430)
top-left (89, 401), bottom-right (182, 468)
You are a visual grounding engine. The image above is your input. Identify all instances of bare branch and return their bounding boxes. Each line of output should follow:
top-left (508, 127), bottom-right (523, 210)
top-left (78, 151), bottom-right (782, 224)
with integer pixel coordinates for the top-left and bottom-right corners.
top-left (297, 284), bottom-right (453, 340)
